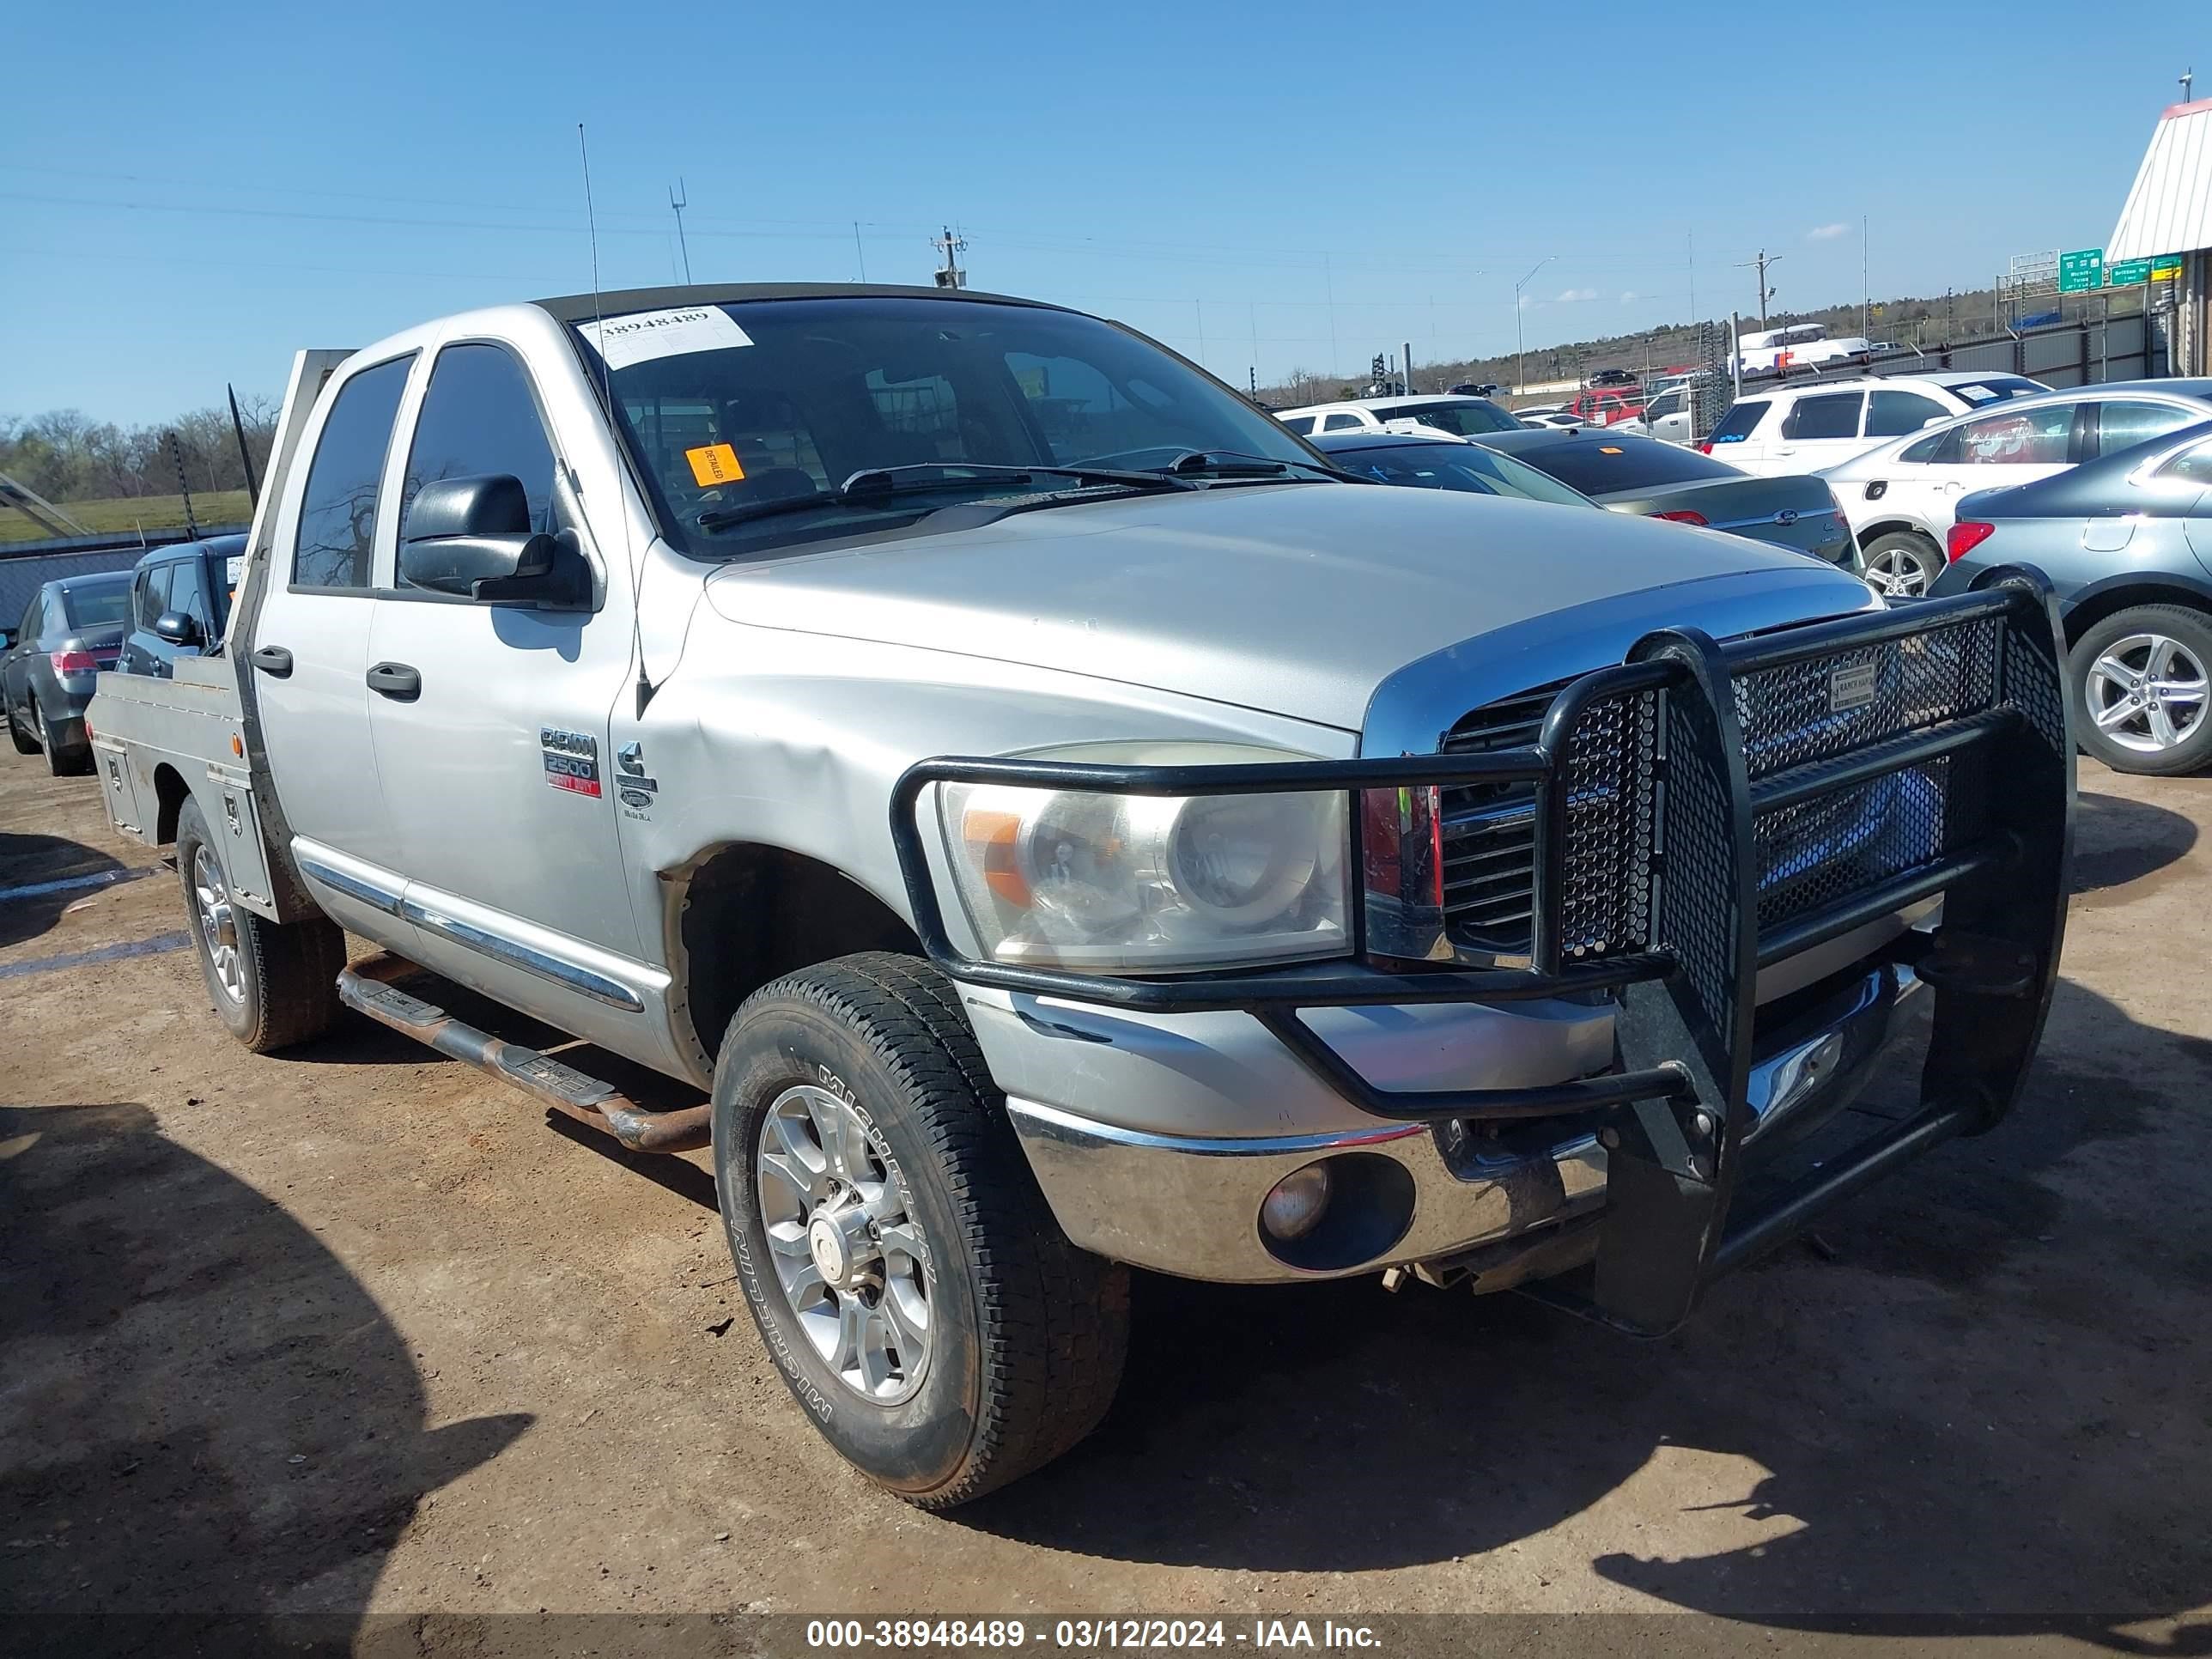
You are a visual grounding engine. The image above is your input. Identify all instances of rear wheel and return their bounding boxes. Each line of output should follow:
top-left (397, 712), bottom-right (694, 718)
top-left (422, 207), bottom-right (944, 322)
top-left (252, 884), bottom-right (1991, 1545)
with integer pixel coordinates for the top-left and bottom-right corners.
top-left (712, 951), bottom-right (1127, 1508)
top-left (2070, 605), bottom-right (2212, 776)
top-left (1856, 532), bottom-right (1942, 599)
top-left (8, 696), bottom-right (38, 755)
top-left (176, 798), bottom-right (346, 1051)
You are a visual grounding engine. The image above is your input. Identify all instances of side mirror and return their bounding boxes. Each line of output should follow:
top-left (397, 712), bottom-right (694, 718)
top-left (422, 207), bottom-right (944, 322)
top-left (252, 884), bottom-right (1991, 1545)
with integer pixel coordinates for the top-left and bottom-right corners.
top-left (400, 475), bottom-right (558, 599)
top-left (152, 611), bottom-right (203, 647)
top-left (0, 627), bottom-right (14, 651)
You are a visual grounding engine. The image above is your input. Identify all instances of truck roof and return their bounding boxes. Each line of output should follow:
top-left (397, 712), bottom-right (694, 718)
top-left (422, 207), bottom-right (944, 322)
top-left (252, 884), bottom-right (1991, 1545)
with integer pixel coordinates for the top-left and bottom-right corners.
top-left (532, 282), bottom-right (1066, 325)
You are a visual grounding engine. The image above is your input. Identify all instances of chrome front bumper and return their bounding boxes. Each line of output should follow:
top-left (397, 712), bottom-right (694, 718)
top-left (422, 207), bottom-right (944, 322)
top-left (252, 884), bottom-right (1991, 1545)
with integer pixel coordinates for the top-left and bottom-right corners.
top-left (996, 962), bottom-right (1927, 1285)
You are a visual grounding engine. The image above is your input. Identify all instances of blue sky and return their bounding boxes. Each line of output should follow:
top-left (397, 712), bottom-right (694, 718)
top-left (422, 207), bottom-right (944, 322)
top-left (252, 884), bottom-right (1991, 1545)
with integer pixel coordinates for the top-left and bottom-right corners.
top-left (1, 1), bottom-right (2191, 423)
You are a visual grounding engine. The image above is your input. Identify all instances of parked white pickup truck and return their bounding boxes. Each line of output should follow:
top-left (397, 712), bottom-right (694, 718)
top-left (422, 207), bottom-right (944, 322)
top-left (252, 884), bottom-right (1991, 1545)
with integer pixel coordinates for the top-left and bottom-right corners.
top-left (88, 283), bottom-right (2074, 1507)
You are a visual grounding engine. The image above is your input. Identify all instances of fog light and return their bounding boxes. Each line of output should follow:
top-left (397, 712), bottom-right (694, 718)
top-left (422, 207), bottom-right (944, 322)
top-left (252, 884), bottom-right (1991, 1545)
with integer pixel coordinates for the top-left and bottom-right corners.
top-left (1261, 1161), bottom-right (1334, 1241)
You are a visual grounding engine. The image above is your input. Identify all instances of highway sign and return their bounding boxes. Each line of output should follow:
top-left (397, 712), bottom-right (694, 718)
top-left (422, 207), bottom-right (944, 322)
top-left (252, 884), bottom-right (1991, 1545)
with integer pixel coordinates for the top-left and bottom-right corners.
top-left (2058, 249), bottom-right (2104, 293)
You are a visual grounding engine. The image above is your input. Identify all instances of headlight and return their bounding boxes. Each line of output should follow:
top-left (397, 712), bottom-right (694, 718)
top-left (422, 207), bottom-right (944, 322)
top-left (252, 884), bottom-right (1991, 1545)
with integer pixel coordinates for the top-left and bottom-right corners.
top-left (938, 743), bottom-right (1351, 974)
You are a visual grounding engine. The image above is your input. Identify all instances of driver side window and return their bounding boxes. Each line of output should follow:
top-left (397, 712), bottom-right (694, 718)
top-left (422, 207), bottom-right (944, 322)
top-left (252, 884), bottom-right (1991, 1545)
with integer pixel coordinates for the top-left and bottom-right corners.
top-left (402, 344), bottom-right (560, 540)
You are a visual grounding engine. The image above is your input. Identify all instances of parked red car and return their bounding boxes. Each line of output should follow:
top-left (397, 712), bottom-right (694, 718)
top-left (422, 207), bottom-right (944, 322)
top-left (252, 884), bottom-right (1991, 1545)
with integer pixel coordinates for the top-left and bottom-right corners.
top-left (1565, 387), bottom-right (1647, 426)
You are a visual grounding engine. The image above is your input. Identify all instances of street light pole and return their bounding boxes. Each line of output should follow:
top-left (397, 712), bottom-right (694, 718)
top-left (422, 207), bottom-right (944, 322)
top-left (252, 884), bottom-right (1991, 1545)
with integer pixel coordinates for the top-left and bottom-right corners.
top-left (1514, 255), bottom-right (1554, 394)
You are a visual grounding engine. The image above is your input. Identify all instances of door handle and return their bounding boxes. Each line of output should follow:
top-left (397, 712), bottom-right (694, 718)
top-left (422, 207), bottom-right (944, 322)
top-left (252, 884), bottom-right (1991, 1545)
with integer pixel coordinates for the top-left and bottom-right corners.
top-left (367, 661), bottom-right (422, 701)
top-left (251, 646), bottom-right (294, 678)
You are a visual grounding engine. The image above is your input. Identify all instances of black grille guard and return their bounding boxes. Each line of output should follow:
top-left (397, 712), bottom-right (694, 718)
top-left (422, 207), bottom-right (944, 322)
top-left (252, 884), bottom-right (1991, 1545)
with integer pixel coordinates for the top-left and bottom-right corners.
top-left (888, 570), bottom-right (2074, 1334)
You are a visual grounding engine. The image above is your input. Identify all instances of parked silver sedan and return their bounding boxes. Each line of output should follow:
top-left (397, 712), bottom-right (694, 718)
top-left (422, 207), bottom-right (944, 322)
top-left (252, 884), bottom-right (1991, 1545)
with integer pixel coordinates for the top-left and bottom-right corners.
top-left (1464, 428), bottom-right (1855, 564)
top-left (3, 570), bottom-right (132, 775)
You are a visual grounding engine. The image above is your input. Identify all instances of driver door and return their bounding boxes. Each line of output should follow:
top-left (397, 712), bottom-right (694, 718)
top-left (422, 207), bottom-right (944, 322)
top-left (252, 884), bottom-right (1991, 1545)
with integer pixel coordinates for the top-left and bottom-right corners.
top-left (362, 332), bottom-right (649, 1028)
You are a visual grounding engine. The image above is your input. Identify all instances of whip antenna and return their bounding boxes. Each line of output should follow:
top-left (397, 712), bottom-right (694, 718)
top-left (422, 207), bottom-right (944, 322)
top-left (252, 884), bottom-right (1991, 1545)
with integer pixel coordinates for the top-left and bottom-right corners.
top-left (577, 122), bottom-right (657, 718)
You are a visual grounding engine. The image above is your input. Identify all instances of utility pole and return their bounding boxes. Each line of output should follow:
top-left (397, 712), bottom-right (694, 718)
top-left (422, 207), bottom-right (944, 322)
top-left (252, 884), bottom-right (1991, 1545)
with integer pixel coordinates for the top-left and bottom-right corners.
top-left (1513, 254), bottom-right (1555, 393)
top-left (1735, 249), bottom-right (1779, 327)
top-left (669, 179), bottom-right (692, 284)
top-left (2182, 67), bottom-right (2195, 101)
top-left (931, 226), bottom-right (967, 289)
top-left (1861, 216), bottom-right (1870, 342)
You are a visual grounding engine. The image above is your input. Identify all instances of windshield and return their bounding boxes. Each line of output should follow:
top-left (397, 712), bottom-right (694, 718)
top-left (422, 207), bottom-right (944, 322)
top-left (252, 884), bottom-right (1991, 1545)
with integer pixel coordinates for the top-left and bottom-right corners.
top-left (61, 580), bottom-right (131, 630)
top-left (1504, 435), bottom-right (1743, 494)
top-left (1332, 441), bottom-right (1591, 507)
top-left (1383, 399), bottom-right (1523, 436)
top-left (577, 296), bottom-right (1321, 554)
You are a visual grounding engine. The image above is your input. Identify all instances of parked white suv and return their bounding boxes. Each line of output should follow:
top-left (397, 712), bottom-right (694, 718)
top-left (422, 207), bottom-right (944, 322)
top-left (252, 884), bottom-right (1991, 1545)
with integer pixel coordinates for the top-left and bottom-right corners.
top-left (1705, 373), bottom-right (2047, 477)
top-left (1276, 393), bottom-right (1524, 440)
top-left (1820, 380), bottom-right (2212, 594)
top-left (1737, 325), bottom-right (1877, 377)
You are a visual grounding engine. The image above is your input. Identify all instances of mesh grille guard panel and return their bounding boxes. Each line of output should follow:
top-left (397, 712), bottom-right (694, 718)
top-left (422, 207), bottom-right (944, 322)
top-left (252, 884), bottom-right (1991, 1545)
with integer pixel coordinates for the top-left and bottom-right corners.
top-left (889, 574), bottom-right (2073, 1338)
top-left (1463, 607), bottom-right (2019, 972)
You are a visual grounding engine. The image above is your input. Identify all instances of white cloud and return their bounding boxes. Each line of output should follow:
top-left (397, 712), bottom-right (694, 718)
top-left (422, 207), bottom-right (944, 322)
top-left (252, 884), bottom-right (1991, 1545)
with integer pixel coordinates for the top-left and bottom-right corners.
top-left (1619, 289), bottom-right (1639, 303)
top-left (1807, 222), bottom-right (1851, 240)
top-left (1555, 286), bottom-right (1601, 302)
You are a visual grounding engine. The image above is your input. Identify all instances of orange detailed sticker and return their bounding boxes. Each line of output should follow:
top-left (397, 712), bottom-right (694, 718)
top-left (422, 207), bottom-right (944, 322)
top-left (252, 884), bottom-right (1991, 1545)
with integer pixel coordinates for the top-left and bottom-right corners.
top-left (1599, 445), bottom-right (1624, 454)
top-left (685, 443), bottom-right (745, 486)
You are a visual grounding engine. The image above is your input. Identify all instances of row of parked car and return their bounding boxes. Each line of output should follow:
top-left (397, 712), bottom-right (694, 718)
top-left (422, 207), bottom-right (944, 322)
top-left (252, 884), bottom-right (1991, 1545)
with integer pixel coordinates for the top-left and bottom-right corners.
top-left (1267, 375), bottom-right (2212, 775)
top-left (1, 533), bottom-right (244, 775)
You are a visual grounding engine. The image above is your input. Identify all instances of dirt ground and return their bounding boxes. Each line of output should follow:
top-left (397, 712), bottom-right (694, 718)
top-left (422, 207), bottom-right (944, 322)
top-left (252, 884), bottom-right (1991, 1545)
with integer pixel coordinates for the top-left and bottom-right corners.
top-left (2, 745), bottom-right (2208, 1654)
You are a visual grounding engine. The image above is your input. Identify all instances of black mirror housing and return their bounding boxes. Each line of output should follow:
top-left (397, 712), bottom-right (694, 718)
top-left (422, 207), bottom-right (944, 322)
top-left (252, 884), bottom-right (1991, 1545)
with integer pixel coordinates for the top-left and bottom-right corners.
top-left (152, 610), bottom-right (202, 647)
top-left (401, 474), bottom-right (557, 599)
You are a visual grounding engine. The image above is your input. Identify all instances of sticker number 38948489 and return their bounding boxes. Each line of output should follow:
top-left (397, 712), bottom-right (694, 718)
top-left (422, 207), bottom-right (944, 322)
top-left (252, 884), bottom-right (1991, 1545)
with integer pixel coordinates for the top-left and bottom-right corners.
top-left (539, 727), bottom-right (602, 798)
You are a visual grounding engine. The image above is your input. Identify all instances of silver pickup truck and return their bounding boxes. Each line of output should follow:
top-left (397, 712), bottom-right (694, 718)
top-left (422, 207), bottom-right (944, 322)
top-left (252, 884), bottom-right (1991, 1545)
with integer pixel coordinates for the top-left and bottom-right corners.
top-left (88, 283), bottom-right (2073, 1508)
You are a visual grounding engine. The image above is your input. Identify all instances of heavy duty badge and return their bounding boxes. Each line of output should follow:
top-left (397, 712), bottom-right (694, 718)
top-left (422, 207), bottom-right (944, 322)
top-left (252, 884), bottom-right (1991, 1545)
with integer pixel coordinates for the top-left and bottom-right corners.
top-left (540, 727), bottom-right (602, 797)
top-left (615, 740), bottom-right (659, 817)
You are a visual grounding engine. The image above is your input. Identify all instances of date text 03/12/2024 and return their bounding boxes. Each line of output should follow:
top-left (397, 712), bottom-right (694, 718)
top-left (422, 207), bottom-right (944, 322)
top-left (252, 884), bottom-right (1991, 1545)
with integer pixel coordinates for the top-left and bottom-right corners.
top-left (805, 1620), bottom-right (1383, 1650)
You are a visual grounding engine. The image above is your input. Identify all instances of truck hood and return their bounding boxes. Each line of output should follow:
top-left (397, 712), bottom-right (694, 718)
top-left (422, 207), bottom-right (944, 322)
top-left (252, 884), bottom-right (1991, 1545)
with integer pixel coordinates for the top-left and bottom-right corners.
top-left (701, 483), bottom-right (1879, 731)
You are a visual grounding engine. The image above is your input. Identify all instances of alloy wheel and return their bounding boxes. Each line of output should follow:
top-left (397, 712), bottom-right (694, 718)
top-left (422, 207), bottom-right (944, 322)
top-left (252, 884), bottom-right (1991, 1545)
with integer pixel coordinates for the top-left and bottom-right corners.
top-left (755, 1083), bottom-right (933, 1403)
top-left (2085, 633), bottom-right (2209, 755)
top-left (191, 845), bottom-right (246, 1004)
top-left (1862, 545), bottom-right (1933, 598)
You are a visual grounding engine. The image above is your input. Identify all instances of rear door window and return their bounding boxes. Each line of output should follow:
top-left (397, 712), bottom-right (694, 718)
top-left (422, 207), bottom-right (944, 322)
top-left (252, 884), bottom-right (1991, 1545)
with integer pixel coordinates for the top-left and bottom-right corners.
top-left (2093, 400), bottom-right (2197, 459)
top-left (1321, 412), bottom-right (1365, 432)
top-left (1865, 390), bottom-right (1949, 437)
top-left (1275, 414), bottom-right (1317, 435)
top-left (1707, 400), bottom-right (1769, 444)
top-left (294, 355), bottom-right (414, 588)
top-left (1780, 392), bottom-right (1865, 441)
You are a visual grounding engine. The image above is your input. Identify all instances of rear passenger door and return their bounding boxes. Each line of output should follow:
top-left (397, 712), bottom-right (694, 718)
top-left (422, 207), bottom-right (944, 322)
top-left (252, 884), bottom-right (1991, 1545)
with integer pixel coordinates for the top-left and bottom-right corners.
top-left (252, 350), bottom-right (416, 904)
top-left (1765, 389), bottom-right (1868, 473)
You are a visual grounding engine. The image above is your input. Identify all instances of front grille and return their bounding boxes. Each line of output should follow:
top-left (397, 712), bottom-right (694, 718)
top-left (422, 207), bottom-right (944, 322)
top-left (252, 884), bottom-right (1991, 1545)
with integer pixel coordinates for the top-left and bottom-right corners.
top-left (1438, 684), bottom-right (1561, 954)
top-left (1432, 612), bottom-right (2011, 963)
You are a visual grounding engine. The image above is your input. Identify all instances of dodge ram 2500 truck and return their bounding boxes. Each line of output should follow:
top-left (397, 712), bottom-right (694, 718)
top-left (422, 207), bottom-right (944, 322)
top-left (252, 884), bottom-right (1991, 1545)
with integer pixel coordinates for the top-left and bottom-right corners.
top-left (88, 283), bottom-right (2074, 1509)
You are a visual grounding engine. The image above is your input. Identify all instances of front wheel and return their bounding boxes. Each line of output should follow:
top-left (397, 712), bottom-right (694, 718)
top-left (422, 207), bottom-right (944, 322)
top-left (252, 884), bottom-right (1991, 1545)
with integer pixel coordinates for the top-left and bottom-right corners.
top-left (176, 798), bottom-right (347, 1051)
top-left (2070, 605), bottom-right (2212, 775)
top-left (712, 951), bottom-right (1128, 1508)
top-left (1856, 532), bottom-right (1942, 599)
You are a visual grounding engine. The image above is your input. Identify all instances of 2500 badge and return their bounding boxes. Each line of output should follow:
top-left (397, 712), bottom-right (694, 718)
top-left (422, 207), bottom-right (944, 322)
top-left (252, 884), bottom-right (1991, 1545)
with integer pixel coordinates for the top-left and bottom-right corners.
top-left (540, 727), bottom-right (602, 798)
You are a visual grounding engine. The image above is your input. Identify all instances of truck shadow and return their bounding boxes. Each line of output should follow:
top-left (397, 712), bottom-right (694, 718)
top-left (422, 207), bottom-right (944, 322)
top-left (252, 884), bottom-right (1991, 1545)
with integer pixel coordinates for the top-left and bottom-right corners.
top-left (2070, 787), bottom-right (2198, 901)
top-left (0, 831), bottom-right (133, 949)
top-left (0, 1101), bottom-right (531, 1648)
top-left (958, 968), bottom-right (2212, 1647)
